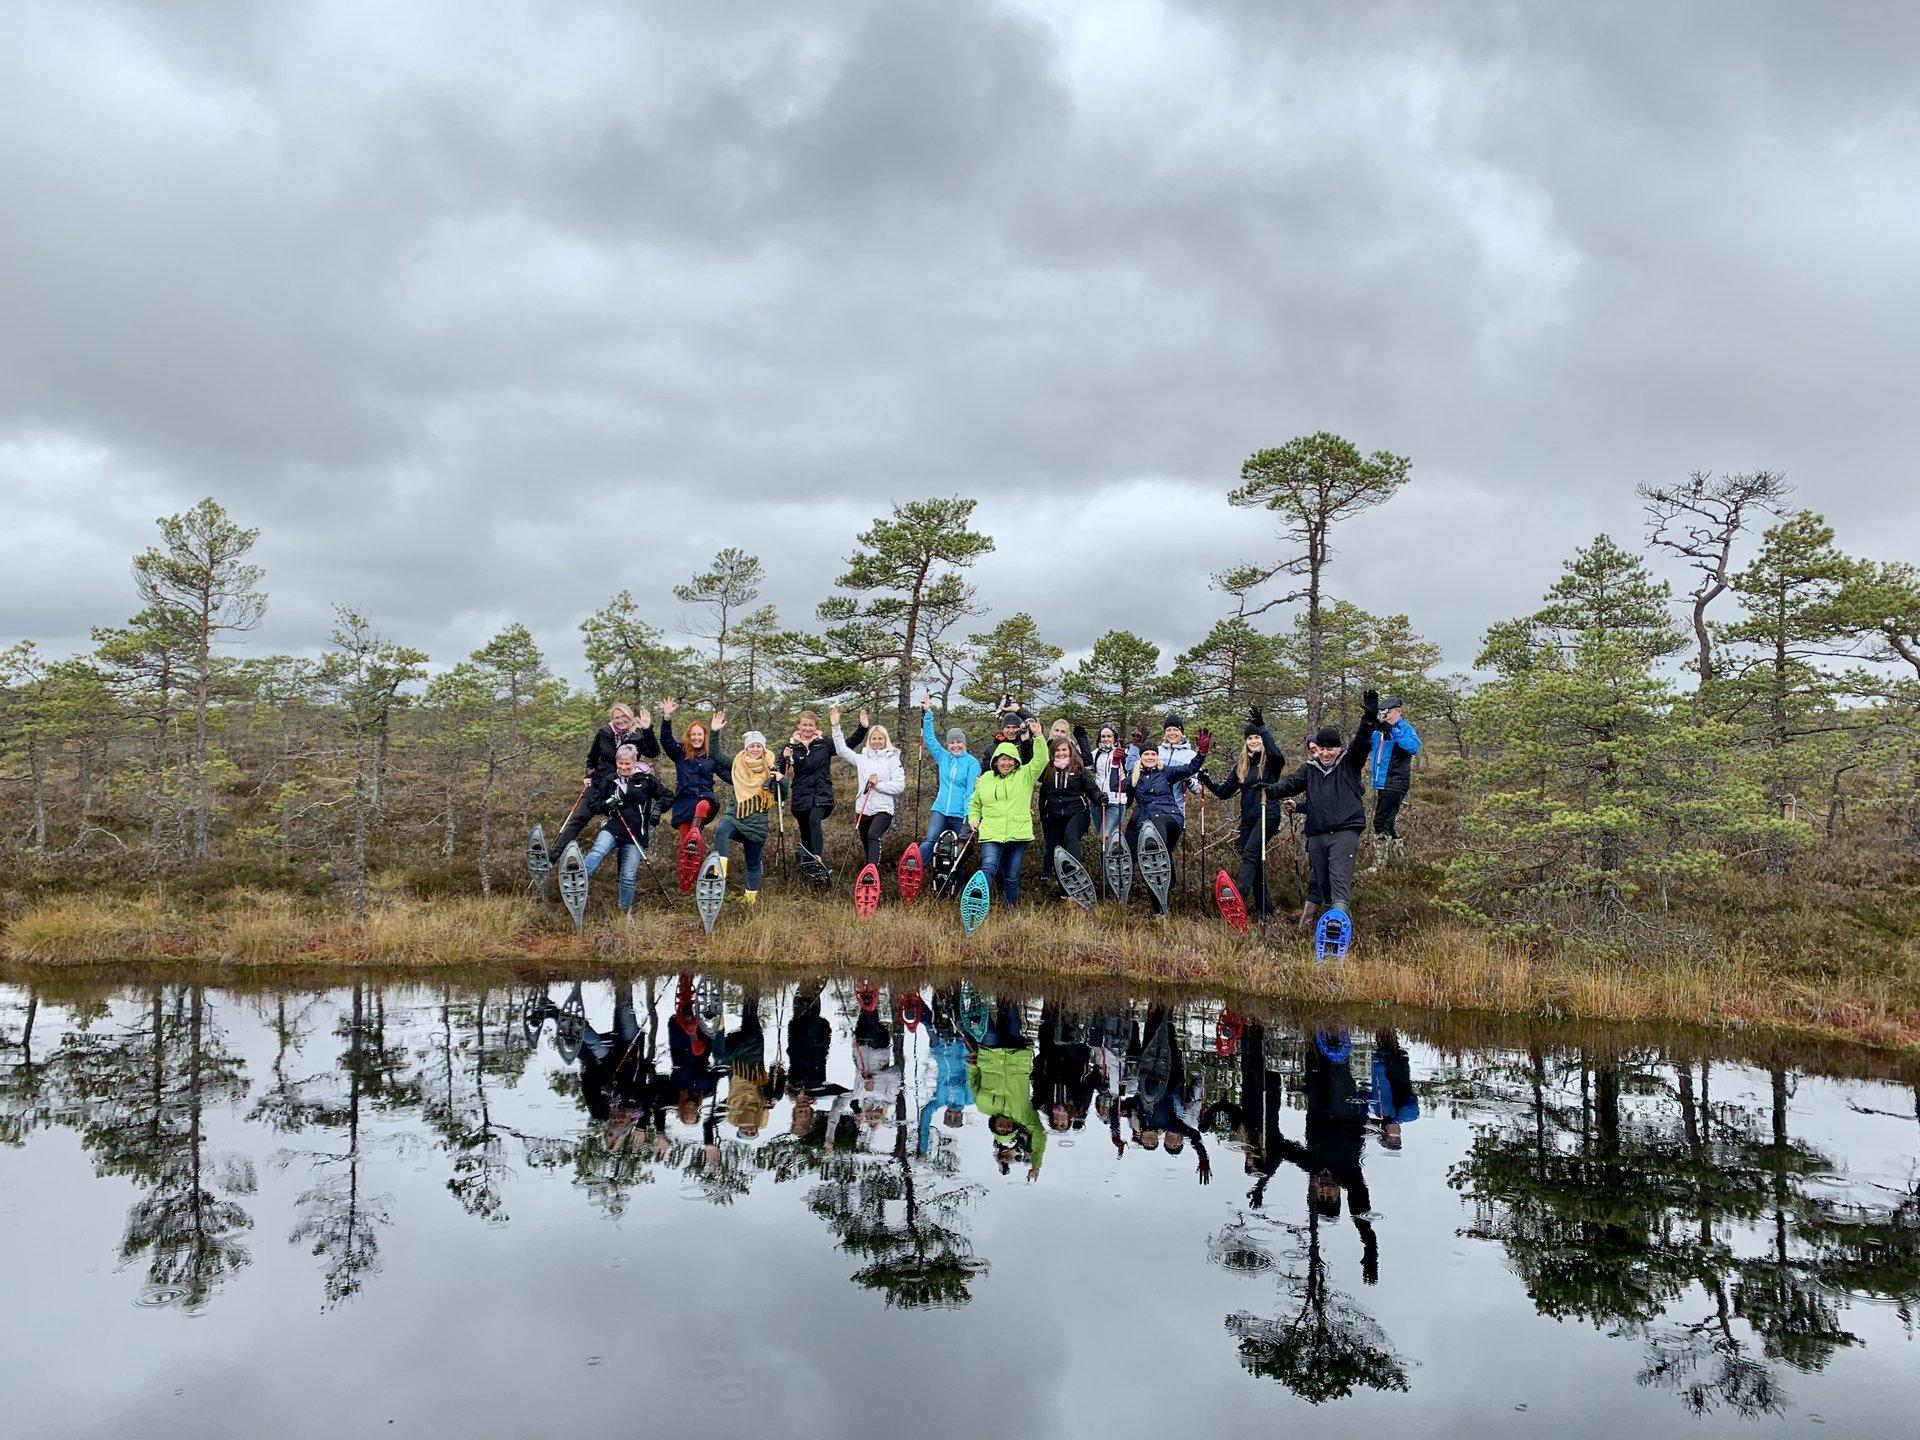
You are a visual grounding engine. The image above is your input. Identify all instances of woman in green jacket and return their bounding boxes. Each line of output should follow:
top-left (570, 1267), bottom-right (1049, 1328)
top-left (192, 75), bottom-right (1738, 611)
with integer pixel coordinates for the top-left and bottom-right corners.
top-left (970, 1036), bottom-right (1046, 1180)
top-left (965, 715), bottom-right (1048, 906)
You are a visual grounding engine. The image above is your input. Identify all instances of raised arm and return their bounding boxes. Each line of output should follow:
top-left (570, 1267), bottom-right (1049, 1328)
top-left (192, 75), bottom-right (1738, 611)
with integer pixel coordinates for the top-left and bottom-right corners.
top-left (1343, 690), bottom-right (1382, 772)
top-left (830, 725), bottom-right (860, 765)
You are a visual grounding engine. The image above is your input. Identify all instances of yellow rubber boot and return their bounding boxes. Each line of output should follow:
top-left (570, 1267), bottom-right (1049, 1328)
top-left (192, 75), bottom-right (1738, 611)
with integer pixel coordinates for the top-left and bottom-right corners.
top-left (743, 889), bottom-right (758, 905)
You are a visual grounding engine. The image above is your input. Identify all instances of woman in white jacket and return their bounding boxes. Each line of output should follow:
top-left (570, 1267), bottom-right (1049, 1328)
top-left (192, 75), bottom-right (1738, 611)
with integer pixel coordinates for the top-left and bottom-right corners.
top-left (829, 706), bottom-right (908, 867)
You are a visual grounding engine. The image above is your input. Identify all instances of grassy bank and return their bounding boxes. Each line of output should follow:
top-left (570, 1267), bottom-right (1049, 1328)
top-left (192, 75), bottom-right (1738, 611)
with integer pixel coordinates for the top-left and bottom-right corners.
top-left (5, 885), bottom-right (1918, 1054)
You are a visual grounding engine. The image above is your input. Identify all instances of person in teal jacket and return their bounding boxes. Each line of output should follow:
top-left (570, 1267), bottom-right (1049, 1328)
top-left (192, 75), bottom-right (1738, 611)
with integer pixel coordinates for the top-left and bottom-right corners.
top-left (1368, 697), bottom-right (1421, 860)
top-left (917, 1027), bottom-right (975, 1155)
top-left (917, 694), bottom-right (984, 863)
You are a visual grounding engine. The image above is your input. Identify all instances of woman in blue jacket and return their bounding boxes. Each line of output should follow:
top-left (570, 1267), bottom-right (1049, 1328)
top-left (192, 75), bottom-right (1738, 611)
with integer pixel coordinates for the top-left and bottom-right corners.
top-left (658, 697), bottom-right (728, 848)
top-left (917, 693), bottom-right (983, 862)
top-left (1122, 739), bottom-right (1210, 913)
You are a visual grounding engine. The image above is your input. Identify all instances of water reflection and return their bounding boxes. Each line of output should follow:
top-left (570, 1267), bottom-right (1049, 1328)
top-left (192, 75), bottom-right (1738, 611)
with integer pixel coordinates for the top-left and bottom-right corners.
top-left (1, 978), bottom-right (1916, 1426)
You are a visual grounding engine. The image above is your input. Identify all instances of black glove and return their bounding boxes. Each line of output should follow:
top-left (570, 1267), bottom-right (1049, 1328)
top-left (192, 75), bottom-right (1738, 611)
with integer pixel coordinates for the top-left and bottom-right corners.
top-left (1072, 723), bottom-right (1089, 743)
top-left (1247, 703), bottom-right (1264, 729)
top-left (1130, 727), bottom-right (1147, 749)
top-left (1362, 688), bottom-right (1380, 717)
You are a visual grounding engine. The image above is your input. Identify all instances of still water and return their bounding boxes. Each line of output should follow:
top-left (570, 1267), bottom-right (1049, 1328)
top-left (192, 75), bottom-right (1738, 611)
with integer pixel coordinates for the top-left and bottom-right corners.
top-left (0, 976), bottom-right (1915, 1438)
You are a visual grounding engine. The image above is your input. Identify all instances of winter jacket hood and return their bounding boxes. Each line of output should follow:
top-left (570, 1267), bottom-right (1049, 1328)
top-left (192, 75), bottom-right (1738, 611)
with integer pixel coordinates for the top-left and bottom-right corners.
top-left (967, 740), bottom-right (1048, 842)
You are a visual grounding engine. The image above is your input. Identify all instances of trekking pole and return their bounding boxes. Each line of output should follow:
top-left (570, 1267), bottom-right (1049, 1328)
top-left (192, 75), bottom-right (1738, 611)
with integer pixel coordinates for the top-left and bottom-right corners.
top-left (1258, 788), bottom-right (1269, 925)
top-left (621, 812), bottom-right (672, 902)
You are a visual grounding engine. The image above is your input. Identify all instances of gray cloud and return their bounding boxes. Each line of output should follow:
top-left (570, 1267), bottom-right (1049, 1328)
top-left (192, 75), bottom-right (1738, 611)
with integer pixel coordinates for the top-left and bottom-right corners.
top-left (3, 0), bottom-right (1916, 684)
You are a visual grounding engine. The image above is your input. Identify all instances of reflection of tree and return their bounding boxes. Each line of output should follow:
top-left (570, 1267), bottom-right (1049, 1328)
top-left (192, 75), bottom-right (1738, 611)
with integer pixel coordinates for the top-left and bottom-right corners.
top-left (1221, 1207), bottom-right (1410, 1402)
top-left (264, 985), bottom-right (401, 1306)
top-left (50, 988), bottom-right (255, 1310)
top-left (760, 1065), bottom-right (986, 1307)
top-left (412, 989), bottom-right (531, 1221)
top-left (0, 993), bottom-right (53, 1148)
top-left (1449, 1051), bottom-right (1920, 1421)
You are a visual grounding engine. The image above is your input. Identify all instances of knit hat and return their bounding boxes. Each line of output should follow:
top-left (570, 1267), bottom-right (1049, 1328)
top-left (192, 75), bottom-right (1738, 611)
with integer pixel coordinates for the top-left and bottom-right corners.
top-left (1311, 726), bottom-right (1341, 749)
top-left (946, 727), bottom-right (967, 747)
top-left (1138, 739), bottom-right (1160, 753)
top-left (743, 730), bottom-right (767, 748)
top-left (1162, 713), bottom-right (1184, 732)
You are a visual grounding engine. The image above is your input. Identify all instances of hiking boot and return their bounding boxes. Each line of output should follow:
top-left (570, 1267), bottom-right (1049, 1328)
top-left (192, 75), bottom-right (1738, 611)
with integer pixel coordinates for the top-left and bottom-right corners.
top-left (742, 890), bottom-right (758, 905)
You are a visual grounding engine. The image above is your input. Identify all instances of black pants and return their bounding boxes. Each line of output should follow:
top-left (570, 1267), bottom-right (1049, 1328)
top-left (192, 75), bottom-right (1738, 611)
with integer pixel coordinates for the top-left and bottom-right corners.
top-left (796, 806), bottom-right (829, 857)
top-left (547, 779), bottom-right (606, 861)
top-left (1306, 830), bottom-right (1360, 910)
top-left (1040, 809), bottom-right (1090, 877)
top-left (1372, 788), bottom-right (1407, 838)
top-left (1235, 816), bottom-right (1283, 918)
top-left (856, 811), bottom-right (893, 866)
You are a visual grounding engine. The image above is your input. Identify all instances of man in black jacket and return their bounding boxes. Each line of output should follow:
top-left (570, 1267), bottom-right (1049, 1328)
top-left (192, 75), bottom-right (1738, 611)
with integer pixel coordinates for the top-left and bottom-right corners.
top-left (1266, 690), bottom-right (1382, 926)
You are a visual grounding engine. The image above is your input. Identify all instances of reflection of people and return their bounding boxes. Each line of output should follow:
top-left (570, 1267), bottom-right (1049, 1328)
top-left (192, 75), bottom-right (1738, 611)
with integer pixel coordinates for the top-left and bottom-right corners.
top-left (1202, 1018), bottom-right (1286, 1174)
top-left (969, 1000), bottom-right (1044, 1180)
top-left (1366, 1029), bottom-right (1420, 1150)
top-left (667, 992), bottom-right (719, 1125)
top-left (1127, 1007), bottom-right (1212, 1183)
top-left (918, 1014), bottom-right (974, 1155)
top-left (785, 984), bottom-right (833, 1096)
top-left (576, 980), bottom-right (664, 1145)
top-left (1033, 1005), bottom-right (1094, 1131)
top-left (719, 990), bottom-right (781, 1138)
top-left (852, 999), bottom-right (902, 1128)
top-left (1251, 1036), bottom-right (1378, 1283)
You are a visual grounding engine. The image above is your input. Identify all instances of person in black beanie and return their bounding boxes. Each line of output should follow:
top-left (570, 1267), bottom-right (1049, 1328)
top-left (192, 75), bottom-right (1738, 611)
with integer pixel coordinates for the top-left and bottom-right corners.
top-left (1265, 690), bottom-right (1383, 926)
top-left (1198, 704), bottom-right (1287, 919)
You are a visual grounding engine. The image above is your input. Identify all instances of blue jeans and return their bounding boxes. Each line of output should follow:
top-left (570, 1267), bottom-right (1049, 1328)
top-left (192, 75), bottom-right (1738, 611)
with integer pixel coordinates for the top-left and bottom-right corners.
top-left (920, 811), bottom-right (967, 860)
top-left (713, 816), bottom-right (766, 890)
top-left (583, 829), bottom-right (643, 909)
top-left (579, 987), bottom-right (641, 1063)
top-left (977, 839), bottom-right (1029, 906)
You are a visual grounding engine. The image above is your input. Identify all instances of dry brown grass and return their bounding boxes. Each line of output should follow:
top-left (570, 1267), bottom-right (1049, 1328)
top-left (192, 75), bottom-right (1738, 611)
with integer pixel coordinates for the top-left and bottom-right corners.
top-left (6, 893), bottom-right (172, 962)
top-left (6, 886), bottom-right (1918, 1054)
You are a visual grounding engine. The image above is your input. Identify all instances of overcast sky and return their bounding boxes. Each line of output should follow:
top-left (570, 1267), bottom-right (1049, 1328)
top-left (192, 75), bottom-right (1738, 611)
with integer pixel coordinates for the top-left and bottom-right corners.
top-left (4, 0), bottom-right (1917, 688)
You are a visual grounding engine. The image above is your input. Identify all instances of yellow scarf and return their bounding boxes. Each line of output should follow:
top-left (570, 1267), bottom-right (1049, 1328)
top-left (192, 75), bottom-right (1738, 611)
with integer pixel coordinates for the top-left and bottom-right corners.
top-left (732, 748), bottom-right (774, 817)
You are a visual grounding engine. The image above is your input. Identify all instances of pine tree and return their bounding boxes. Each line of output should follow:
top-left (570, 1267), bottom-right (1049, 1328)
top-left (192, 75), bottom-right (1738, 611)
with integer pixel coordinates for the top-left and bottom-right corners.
top-left (1445, 542), bottom-right (1782, 939)
top-left (1717, 511), bottom-right (1867, 870)
top-left (580, 591), bottom-right (700, 709)
top-left (960, 613), bottom-right (1063, 711)
top-left (320, 609), bottom-right (426, 917)
top-left (1639, 469), bottom-right (1793, 698)
top-left (1060, 630), bottom-right (1166, 736)
top-left (811, 497), bottom-right (994, 732)
top-left (1226, 432), bottom-right (1412, 725)
top-left (1166, 617), bottom-right (1291, 731)
top-left (131, 498), bottom-right (267, 859)
top-left (673, 548), bottom-right (764, 709)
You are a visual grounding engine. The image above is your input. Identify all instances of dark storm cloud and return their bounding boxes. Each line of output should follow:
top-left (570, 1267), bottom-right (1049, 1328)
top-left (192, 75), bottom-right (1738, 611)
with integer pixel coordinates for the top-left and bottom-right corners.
top-left (3, 0), bottom-right (1916, 687)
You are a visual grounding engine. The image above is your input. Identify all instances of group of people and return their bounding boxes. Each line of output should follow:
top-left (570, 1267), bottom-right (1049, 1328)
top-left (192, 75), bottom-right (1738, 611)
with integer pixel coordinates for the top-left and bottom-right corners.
top-left (543, 687), bottom-right (1422, 928)
top-left (546, 978), bottom-right (1419, 1208)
